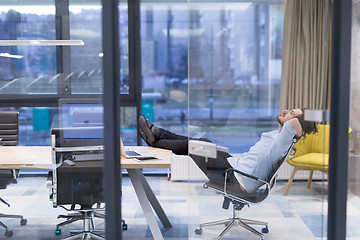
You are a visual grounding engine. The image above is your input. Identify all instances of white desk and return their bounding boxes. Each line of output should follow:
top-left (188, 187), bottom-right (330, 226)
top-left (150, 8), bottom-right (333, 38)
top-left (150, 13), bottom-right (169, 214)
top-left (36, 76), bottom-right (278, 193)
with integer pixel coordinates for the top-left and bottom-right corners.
top-left (0, 146), bottom-right (172, 240)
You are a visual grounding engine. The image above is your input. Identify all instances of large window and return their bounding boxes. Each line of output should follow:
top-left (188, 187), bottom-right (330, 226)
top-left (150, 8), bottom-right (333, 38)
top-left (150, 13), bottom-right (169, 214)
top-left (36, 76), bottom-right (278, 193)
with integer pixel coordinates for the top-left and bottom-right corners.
top-left (140, 1), bottom-right (189, 139)
top-left (141, 1), bottom-right (284, 152)
top-left (69, 3), bottom-right (103, 94)
top-left (0, 3), bottom-right (57, 95)
top-left (188, 2), bottom-right (284, 153)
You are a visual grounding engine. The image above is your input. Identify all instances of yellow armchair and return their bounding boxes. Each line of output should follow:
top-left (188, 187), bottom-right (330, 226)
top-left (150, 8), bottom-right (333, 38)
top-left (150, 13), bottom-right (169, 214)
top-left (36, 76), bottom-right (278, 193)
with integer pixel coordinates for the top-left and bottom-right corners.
top-left (283, 124), bottom-right (352, 196)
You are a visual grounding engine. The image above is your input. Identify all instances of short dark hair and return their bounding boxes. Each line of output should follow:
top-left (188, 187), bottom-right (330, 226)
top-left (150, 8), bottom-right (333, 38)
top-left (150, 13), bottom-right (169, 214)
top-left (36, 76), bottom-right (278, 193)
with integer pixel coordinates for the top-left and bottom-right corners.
top-left (296, 108), bottom-right (318, 136)
top-left (296, 108), bottom-right (318, 135)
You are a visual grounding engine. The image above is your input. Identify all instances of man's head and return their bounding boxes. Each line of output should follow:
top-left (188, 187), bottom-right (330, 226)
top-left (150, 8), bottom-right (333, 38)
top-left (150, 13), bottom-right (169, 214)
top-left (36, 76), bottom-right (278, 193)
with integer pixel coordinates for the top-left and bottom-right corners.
top-left (277, 108), bottom-right (303, 125)
top-left (277, 108), bottom-right (318, 135)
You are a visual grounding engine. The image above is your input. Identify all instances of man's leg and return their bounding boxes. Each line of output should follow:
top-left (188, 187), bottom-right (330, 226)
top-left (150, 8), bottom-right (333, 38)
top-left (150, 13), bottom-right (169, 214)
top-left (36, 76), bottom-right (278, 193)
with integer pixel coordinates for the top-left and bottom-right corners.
top-left (152, 139), bottom-right (188, 155)
top-left (139, 115), bottom-right (211, 154)
top-left (139, 116), bottom-right (234, 181)
top-left (139, 115), bottom-right (191, 145)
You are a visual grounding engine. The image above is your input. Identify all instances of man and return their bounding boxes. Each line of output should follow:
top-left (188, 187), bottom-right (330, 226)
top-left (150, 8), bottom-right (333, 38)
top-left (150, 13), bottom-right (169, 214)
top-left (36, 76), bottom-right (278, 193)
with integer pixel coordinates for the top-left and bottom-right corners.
top-left (139, 108), bottom-right (317, 193)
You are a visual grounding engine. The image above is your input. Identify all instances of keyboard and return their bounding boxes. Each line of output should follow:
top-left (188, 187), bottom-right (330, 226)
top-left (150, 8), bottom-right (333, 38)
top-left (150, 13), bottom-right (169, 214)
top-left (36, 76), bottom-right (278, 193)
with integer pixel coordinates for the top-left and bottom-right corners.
top-left (125, 150), bottom-right (141, 157)
top-left (74, 153), bottom-right (104, 161)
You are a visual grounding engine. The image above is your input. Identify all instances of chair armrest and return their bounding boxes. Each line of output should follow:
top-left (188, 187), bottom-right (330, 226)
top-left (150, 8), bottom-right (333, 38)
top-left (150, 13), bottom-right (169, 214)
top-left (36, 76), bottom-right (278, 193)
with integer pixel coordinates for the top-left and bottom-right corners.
top-left (224, 168), bottom-right (270, 196)
top-left (225, 168), bottom-right (260, 181)
top-left (225, 168), bottom-right (268, 185)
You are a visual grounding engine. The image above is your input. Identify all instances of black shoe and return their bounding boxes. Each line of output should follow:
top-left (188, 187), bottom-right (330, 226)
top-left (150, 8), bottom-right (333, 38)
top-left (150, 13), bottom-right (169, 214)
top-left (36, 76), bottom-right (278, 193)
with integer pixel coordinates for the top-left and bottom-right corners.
top-left (146, 119), bottom-right (154, 129)
top-left (146, 118), bottom-right (160, 138)
top-left (139, 128), bottom-right (152, 146)
top-left (138, 114), bottom-right (156, 144)
top-left (151, 124), bottom-right (160, 138)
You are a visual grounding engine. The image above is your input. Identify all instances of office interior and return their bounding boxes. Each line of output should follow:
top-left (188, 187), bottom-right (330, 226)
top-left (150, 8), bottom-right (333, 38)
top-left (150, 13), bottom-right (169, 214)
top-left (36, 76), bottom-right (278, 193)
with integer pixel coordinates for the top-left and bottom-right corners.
top-left (0, 0), bottom-right (356, 239)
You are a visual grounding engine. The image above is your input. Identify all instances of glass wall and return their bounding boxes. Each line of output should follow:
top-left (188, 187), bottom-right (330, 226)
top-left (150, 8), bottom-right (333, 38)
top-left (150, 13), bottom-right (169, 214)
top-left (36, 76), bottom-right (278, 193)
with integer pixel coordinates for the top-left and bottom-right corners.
top-left (0, 0), bottom-right (353, 239)
top-left (348, 0), bottom-right (360, 237)
top-left (187, 1), bottom-right (283, 152)
top-left (0, 1), bottom-right (110, 239)
top-left (187, 1), bottom-right (330, 239)
top-left (140, 0), bottom-right (189, 137)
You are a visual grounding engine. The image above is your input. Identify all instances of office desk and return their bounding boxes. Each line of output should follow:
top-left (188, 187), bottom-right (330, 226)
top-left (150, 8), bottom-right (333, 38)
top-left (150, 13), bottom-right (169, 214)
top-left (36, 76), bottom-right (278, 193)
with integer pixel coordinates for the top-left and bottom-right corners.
top-left (0, 146), bottom-right (172, 240)
top-left (0, 146), bottom-right (52, 169)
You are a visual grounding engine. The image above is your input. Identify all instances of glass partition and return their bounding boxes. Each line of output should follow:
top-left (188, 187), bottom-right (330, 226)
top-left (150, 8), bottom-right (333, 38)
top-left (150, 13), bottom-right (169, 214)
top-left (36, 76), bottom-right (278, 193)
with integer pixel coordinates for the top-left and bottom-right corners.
top-left (140, 0), bottom-right (189, 136)
top-left (348, 0), bottom-right (360, 238)
top-left (0, 1), bottom-right (109, 239)
top-left (187, 0), bottom-right (330, 239)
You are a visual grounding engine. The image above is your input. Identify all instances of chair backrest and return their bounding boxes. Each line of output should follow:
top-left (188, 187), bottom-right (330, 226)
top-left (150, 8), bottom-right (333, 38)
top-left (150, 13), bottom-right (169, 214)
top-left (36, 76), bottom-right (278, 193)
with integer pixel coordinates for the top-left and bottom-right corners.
top-left (50, 127), bottom-right (104, 208)
top-left (0, 111), bottom-right (19, 146)
top-left (0, 111), bottom-right (19, 184)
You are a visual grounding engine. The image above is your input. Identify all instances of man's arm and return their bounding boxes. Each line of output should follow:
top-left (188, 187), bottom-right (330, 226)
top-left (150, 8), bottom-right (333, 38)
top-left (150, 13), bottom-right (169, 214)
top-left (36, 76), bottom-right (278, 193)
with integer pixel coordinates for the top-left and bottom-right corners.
top-left (288, 118), bottom-right (303, 137)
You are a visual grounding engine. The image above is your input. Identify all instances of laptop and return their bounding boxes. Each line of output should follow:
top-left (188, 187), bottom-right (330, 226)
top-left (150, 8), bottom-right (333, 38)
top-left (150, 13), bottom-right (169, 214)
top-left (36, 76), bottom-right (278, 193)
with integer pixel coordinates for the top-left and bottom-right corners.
top-left (120, 137), bottom-right (159, 159)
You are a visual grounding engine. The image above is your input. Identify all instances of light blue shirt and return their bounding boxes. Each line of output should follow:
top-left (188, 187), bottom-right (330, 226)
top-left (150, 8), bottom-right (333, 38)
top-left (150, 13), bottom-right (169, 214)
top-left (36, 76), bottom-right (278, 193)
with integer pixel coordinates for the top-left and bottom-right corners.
top-left (227, 121), bottom-right (297, 193)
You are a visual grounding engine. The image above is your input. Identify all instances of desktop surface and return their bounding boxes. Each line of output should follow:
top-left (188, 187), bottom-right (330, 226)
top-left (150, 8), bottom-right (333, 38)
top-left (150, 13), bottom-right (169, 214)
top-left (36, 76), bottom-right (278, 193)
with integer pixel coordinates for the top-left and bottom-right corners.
top-left (0, 146), bottom-right (52, 169)
top-left (0, 146), bottom-right (171, 169)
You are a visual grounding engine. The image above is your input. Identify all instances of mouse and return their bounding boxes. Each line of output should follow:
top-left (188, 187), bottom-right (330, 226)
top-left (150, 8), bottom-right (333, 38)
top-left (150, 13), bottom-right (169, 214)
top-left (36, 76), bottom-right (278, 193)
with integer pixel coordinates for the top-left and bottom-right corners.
top-left (63, 159), bottom-right (75, 166)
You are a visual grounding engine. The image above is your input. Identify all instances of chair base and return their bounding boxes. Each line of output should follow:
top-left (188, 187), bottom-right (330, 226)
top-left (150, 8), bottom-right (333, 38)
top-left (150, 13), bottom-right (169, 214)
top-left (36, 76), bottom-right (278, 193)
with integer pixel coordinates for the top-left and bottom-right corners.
top-left (0, 213), bottom-right (27, 237)
top-left (195, 207), bottom-right (268, 240)
top-left (63, 231), bottom-right (104, 240)
top-left (56, 209), bottom-right (105, 239)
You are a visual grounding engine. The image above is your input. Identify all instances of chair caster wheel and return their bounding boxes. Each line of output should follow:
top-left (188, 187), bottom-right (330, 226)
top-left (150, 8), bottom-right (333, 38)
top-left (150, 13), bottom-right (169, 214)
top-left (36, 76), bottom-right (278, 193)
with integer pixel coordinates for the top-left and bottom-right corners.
top-left (262, 226), bottom-right (269, 233)
top-left (195, 228), bottom-right (202, 235)
top-left (122, 223), bottom-right (128, 231)
top-left (5, 230), bottom-right (13, 237)
top-left (55, 228), bottom-right (61, 235)
top-left (20, 218), bottom-right (27, 226)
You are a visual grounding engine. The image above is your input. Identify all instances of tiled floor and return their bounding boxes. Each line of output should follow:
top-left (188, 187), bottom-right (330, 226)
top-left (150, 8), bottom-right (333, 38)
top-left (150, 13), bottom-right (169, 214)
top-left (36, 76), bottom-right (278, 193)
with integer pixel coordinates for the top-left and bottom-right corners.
top-left (0, 175), bottom-right (359, 240)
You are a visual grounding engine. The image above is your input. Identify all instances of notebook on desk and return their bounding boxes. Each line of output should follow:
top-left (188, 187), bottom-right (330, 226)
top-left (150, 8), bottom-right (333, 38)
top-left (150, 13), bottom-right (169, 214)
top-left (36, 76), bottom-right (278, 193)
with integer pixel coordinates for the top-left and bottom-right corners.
top-left (120, 137), bottom-right (159, 160)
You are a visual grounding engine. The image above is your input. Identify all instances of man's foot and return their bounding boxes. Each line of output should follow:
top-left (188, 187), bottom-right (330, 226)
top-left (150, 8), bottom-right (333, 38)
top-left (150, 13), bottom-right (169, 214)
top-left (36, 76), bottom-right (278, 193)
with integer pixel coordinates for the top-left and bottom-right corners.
top-left (150, 124), bottom-right (160, 138)
top-left (138, 115), bottom-right (156, 144)
top-left (139, 128), bottom-right (152, 146)
top-left (145, 119), bottom-right (160, 138)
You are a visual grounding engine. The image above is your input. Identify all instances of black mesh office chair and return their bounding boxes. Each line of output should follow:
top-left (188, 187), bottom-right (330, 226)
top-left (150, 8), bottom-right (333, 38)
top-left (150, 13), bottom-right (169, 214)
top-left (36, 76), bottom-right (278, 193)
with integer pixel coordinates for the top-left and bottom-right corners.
top-left (49, 127), bottom-right (106, 240)
top-left (48, 127), bottom-right (127, 240)
top-left (190, 139), bottom-right (297, 240)
top-left (0, 111), bottom-right (27, 237)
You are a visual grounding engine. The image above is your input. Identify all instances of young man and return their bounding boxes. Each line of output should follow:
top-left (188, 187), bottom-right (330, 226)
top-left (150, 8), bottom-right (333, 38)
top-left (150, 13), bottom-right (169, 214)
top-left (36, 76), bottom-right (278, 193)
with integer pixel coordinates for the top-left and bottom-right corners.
top-left (139, 109), bottom-right (317, 193)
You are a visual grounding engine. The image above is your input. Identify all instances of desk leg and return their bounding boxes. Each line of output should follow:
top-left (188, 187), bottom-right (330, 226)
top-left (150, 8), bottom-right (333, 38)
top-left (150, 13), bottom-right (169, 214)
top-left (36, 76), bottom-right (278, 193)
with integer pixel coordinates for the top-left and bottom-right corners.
top-left (137, 170), bottom-right (172, 228)
top-left (127, 169), bottom-right (168, 240)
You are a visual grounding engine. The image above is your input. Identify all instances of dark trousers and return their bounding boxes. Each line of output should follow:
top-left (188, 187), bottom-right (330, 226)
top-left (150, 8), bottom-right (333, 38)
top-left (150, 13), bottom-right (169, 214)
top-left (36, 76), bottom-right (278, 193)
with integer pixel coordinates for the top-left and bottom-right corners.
top-left (153, 128), bottom-right (233, 180)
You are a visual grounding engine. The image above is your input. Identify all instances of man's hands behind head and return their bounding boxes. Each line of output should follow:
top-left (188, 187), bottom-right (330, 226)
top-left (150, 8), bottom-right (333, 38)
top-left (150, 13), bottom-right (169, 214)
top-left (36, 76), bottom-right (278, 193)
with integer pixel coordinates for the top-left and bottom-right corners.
top-left (288, 118), bottom-right (303, 137)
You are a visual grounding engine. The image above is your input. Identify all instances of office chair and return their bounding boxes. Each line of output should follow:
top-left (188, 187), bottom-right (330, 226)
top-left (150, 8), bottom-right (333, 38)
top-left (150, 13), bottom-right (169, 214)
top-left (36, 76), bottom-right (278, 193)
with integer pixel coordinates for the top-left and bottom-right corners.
top-left (0, 111), bottom-right (27, 237)
top-left (190, 139), bottom-right (297, 240)
top-left (48, 127), bottom-right (109, 240)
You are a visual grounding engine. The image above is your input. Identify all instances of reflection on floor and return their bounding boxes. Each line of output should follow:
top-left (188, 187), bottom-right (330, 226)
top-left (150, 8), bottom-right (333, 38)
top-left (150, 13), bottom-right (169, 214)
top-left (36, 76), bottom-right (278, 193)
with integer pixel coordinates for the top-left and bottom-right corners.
top-left (0, 176), bottom-right (359, 240)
